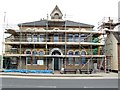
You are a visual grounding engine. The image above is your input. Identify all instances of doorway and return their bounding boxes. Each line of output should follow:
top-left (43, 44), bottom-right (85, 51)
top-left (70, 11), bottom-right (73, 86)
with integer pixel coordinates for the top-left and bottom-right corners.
top-left (54, 57), bottom-right (59, 70)
top-left (51, 49), bottom-right (61, 70)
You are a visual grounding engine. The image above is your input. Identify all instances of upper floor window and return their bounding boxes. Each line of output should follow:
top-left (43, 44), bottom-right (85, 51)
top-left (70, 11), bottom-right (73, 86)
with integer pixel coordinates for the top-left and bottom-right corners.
top-left (74, 34), bottom-right (79, 42)
top-left (54, 34), bottom-right (59, 42)
top-left (33, 34), bottom-right (38, 42)
top-left (39, 34), bottom-right (44, 42)
top-left (54, 13), bottom-right (59, 19)
top-left (68, 34), bottom-right (73, 42)
top-left (27, 34), bottom-right (32, 42)
top-left (80, 34), bottom-right (86, 42)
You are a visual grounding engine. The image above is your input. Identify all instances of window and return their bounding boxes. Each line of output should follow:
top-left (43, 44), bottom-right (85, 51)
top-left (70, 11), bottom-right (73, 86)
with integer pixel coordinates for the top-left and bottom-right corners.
top-left (68, 51), bottom-right (73, 55)
top-left (68, 57), bottom-right (73, 65)
top-left (75, 51), bottom-right (80, 55)
top-left (81, 51), bottom-right (87, 64)
top-left (39, 34), bottom-right (44, 42)
top-left (54, 13), bottom-right (59, 19)
top-left (26, 56), bottom-right (32, 64)
top-left (32, 50), bottom-right (37, 55)
top-left (33, 34), bottom-right (38, 42)
top-left (81, 51), bottom-right (86, 55)
top-left (68, 34), bottom-right (73, 42)
top-left (74, 34), bottom-right (79, 42)
top-left (75, 57), bottom-right (80, 65)
top-left (54, 34), bottom-right (59, 42)
top-left (25, 49), bottom-right (32, 54)
top-left (27, 34), bottom-right (32, 42)
top-left (80, 34), bottom-right (85, 42)
top-left (33, 57), bottom-right (37, 64)
top-left (26, 51), bottom-right (31, 54)
top-left (39, 51), bottom-right (44, 55)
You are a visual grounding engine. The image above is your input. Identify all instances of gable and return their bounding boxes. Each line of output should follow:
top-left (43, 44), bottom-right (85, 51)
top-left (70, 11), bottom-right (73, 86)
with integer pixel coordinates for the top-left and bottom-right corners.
top-left (50, 5), bottom-right (63, 19)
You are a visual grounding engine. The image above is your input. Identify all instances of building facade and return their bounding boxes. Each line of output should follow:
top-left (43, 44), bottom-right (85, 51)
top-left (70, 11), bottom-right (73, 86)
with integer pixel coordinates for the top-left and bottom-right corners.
top-left (4, 6), bottom-right (105, 73)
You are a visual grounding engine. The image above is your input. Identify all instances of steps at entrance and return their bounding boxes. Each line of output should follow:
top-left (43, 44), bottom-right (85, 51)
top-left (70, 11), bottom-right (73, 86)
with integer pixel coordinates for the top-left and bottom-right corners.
top-left (54, 70), bottom-right (60, 74)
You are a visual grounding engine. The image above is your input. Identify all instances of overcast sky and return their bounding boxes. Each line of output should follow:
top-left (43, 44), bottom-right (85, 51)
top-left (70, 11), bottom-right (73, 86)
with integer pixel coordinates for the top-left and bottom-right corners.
top-left (0, 0), bottom-right (119, 55)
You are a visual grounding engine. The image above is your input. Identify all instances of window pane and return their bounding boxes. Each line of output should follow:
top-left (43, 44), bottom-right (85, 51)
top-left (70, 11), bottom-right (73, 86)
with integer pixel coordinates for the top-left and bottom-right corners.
top-left (68, 34), bottom-right (73, 42)
top-left (33, 35), bottom-right (38, 42)
top-left (33, 57), bottom-right (37, 64)
top-left (26, 51), bottom-right (31, 54)
top-left (75, 58), bottom-right (80, 65)
top-left (68, 57), bottom-right (73, 64)
top-left (26, 57), bottom-right (31, 64)
top-left (74, 34), bottom-right (79, 42)
top-left (39, 34), bottom-right (44, 42)
top-left (32, 51), bottom-right (37, 55)
top-left (39, 51), bottom-right (44, 55)
top-left (68, 51), bottom-right (73, 55)
top-left (54, 34), bottom-right (59, 42)
top-left (75, 51), bottom-right (80, 55)
top-left (27, 34), bottom-right (32, 42)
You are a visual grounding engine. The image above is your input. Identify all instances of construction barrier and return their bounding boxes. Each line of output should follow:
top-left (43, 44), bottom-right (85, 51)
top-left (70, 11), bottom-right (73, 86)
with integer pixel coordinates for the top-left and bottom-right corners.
top-left (3, 69), bottom-right (53, 74)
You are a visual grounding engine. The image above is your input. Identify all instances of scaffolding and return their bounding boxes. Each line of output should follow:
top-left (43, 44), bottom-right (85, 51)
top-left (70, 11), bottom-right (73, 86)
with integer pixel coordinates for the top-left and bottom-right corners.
top-left (3, 16), bottom-right (107, 74)
top-left (98, 17), bottom-right (117, 73)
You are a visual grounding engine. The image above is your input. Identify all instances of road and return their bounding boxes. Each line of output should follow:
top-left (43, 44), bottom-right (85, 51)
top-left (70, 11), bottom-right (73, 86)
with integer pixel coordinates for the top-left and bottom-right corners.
top-left (1, 77), bottom-right (118, 88)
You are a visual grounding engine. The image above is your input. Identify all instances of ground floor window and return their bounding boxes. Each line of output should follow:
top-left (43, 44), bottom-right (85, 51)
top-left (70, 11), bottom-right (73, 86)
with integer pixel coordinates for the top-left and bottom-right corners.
top-left (68, 57), bottom-right (73, 65)
top-left (81, 57), bottom-right (86, 64)
top-left (26, 56), bottom-right (32, 64)
top-left (75, 57), bottom-right (80, 65)
top-left (33, 57), bottom-right (37, 65)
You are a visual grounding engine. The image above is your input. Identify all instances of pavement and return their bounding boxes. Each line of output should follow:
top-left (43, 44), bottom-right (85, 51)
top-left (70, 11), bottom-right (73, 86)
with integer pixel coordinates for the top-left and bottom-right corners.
top-left (0, 72), bottom-right (118, 79)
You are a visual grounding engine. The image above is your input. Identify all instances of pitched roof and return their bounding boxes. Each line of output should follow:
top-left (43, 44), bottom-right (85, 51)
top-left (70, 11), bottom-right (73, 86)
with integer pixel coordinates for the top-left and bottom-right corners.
top-left (50, 5), bottom-right (63, 16)
top-left (18, 20), bottom-right (94, 28)
top-left (112, 32), bottom-right (120, 43)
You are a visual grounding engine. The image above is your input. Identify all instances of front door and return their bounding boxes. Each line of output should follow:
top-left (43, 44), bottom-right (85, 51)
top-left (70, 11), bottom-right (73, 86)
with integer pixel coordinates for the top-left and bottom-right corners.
top-left (54, 57), bottom-right (59, 70)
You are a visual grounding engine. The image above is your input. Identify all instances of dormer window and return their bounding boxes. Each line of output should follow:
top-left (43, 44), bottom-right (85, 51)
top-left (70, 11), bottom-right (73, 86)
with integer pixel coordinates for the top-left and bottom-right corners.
top-left (54, 13), bottom-right (59, 19)
top-left (50, 5), bottom-right (63, 19)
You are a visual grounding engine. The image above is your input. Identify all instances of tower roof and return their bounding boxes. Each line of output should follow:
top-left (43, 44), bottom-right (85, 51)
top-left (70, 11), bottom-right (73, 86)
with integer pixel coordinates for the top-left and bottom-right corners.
top-left (50, 5), bottom-right (63, 16)
top-left (50, 5), bottom-right (63, 19)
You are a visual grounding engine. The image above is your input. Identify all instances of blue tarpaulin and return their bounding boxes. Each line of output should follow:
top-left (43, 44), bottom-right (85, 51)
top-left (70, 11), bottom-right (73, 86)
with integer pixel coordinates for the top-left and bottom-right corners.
top-left (3, 69), bottom-right (53, 74)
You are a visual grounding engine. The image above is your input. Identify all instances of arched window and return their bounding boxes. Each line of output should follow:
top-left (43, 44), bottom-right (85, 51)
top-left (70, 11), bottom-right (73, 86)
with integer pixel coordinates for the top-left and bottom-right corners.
top-left (39, 51), bottom-right (44, 55)
top-left (75, 51), bottom-right (80, 55)
top-left (68, 51), bottom-right (74, 55)
top-left (25, 49), bottom-right (32, 54)
top-left (26, 51), bottom-right (31, 54)
top-left (32, 50), bottom-right (38, 55)
top-left (54, 13), bottom-right (59, 19)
